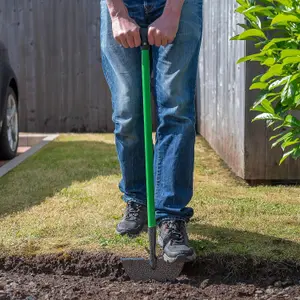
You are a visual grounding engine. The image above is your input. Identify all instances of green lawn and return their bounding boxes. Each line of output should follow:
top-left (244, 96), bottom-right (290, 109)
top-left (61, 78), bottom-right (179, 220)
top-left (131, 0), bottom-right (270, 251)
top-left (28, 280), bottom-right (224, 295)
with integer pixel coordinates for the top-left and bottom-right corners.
top-left (0, 134), bottom-right (299, 261)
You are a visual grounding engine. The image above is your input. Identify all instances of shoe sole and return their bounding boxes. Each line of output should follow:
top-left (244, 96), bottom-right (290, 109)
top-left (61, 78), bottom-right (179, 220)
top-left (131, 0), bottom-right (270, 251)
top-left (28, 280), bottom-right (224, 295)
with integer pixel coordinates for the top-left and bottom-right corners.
top-left (163, 252), bottom-right (196, 263)
top-left (115, 224), bottom-right (148, 238)
top-left (158, 236), bottom-right (196, 263)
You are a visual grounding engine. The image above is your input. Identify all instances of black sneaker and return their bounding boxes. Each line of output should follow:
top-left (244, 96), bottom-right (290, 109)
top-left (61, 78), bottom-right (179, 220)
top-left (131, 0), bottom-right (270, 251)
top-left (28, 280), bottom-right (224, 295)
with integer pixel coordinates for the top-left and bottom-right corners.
top-left (116, 201), bottom-right (147, 236)
top-left (158, 220), bottom-right (196, 263)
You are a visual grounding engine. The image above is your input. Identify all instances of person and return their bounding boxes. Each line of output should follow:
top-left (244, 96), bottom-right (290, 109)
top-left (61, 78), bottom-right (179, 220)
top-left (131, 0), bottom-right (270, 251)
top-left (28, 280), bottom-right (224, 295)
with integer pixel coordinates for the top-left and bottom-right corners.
top-left (100, 0), bottom-right (203, 263)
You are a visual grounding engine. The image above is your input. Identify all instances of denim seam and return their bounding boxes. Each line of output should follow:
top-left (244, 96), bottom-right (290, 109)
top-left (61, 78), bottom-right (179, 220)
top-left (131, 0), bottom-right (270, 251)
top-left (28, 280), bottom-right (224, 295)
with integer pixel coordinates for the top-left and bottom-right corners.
top-left (153, 48), bottom-right (161, 208)
top-left (154, 110), bottom-right (162, 210)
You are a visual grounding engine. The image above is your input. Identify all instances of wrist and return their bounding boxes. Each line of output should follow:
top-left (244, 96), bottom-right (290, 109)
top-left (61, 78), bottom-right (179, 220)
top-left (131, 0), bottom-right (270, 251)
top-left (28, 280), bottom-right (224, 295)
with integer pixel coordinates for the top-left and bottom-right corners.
top-left (163, 0), bottom-right (184, 18)
top-left (106, 0), bottom-right (128, 19)
top-left (110, 8), bottom-right (128, 20)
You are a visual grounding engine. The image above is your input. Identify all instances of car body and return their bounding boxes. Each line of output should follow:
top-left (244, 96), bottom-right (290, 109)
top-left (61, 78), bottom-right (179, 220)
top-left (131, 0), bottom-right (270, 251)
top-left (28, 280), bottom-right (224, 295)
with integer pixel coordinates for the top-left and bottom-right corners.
top-left (0, 41), bottom-right (19, 160)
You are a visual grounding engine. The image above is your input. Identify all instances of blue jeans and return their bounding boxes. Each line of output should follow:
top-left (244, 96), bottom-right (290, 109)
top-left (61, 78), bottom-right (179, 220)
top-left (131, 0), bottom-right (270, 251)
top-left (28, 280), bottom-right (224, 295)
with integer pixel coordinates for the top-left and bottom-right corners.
top-left (100, 0), bottom-right (203, 223)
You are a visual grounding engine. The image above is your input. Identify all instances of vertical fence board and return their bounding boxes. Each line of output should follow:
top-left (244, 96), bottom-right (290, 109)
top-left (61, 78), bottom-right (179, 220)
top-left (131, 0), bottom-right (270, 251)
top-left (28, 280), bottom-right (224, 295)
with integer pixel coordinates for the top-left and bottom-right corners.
top-left (0, 0), bottom-right (112, 133)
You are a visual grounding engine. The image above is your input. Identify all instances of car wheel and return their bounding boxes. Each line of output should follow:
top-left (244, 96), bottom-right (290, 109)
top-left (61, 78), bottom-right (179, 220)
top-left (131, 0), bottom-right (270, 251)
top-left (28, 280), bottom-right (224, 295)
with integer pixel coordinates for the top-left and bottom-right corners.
top-left (0, 87), bottom-right (19, 160)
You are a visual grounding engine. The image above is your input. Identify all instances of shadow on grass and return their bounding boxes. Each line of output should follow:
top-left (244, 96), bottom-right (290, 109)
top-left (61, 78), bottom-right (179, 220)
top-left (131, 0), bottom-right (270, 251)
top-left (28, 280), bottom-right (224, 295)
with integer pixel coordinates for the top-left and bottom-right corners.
top-left (0, 140), bottom-right (120, 217)
top-left (185, 222), bottom-right (300, 284)
top-left (189, 223), bottom-right (300, 258)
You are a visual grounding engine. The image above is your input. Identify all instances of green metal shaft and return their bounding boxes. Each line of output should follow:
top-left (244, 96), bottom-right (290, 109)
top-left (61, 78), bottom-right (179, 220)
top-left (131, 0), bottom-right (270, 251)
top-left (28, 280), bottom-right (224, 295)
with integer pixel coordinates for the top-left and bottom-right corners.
top-left (141, 49), bottom-right (155, 229)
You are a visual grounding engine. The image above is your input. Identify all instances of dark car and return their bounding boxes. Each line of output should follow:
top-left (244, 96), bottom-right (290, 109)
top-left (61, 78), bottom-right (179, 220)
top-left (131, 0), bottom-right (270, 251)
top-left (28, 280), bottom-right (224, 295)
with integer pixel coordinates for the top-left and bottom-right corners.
top-left (0, 41), bottom-right (19, 160)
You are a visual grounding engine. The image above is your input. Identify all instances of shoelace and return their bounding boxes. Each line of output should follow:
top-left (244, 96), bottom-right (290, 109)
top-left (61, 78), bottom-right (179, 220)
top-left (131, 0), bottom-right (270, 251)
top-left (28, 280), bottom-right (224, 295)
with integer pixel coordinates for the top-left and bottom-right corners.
top-left (165, 220), bottom-right (185, 245)
top-left (125, 201), bottom-right (142, 221)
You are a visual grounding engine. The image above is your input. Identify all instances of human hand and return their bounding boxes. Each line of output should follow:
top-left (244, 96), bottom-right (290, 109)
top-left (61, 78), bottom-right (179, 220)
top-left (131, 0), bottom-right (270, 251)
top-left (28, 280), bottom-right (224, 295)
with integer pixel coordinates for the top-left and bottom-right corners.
top-left (111, 13), bottom-right (141, 48)
top-left (148, 2), bottom-right (183, 47)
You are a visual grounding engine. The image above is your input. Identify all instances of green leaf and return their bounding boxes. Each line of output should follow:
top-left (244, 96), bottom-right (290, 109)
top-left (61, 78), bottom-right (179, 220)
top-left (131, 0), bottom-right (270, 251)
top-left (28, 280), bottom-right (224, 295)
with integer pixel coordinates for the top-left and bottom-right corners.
top-left (253, 92), bottom-right (268, 107)
top-left (262, 38), bottom-right (291, 51)
top-left (274, 0), bottom-right (293, 7)
top-left (236, 29), bottom-right (267, 40)
top-left (251, 105), bottom-right (271, 113)
top-left (231, 34), bottom-right (257, 41)
top-left (253, 74), bottom-right (264, 82)
top-left (266, 120), bottom-right (276, 127)
top-left (252, 113), bottom-right (283, 121)
top-left (261, 99), bottom-right (275, 114)
top-left (280, 49), bottom-right (300, 59)
top-left (263, 57), bottom-right (276, 66)
top-left (274, 123), bottom-right (285, 131)
top-left (269, 76), bottom-right (291, 90)
top-left (283, 115), bottom-right (300, 127)
top-left (236, 0), bottom-right (249, 6)
top-left (279, 149), bottom-right (294, 165)
top-left (281, 139), bottom-right (300, 150)
top-left (261, 64), bottom-right (284, 82)
top-left (283, 56), bottom-right (300, 65)
top-left (292, 147), bottom-right (300, 159)
top-left (281, 81), bottom-right (296, 106)
top-left (243, 13), bottom-right (262, 26)
top-left (243, 5), bottom-right (275, 17)
top-left (236, 6), bottom-right (249, 13)
top-left (271, 14), bottom-right (300, 26)
top-left (250, 82), bottom-right (269, 90)
top-left (269, 131), bottom-right (287, 141)
top-left (269, 95), bottom-right (281, 103)
top-left (271, 132), bottom-right (293, 148)
top-left (290, 73), bottom-right (300, 82)
top-left (272, 131), bottom-right (293, 148)
top-left (252, 92), bottom-right (279, 108)
top-left (237, 53), bottom-right (266, 63)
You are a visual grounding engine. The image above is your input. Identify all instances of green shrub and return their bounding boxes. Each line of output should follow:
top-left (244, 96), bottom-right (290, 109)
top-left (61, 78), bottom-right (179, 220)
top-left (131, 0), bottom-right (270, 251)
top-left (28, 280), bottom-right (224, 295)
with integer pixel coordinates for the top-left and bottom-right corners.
top-left (233, 0), bottom-right (300, 164)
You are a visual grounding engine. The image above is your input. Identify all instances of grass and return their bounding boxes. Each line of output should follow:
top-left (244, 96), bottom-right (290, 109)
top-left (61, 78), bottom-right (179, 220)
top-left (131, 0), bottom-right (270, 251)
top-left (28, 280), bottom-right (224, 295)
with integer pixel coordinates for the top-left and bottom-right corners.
top-left (0, 134), bottom-right (299, 261)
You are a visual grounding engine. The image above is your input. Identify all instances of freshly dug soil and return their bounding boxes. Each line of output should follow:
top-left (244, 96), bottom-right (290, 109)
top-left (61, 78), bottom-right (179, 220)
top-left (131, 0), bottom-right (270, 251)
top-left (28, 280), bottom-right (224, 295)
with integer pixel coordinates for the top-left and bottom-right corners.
top-left (0, 251), bottom-right (299, 300)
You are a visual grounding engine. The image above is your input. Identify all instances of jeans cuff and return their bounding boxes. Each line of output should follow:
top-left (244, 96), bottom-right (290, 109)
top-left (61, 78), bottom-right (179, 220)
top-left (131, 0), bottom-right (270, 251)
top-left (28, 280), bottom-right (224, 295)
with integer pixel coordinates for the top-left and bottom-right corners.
top-left (123, 195), bottom-right (146, 207)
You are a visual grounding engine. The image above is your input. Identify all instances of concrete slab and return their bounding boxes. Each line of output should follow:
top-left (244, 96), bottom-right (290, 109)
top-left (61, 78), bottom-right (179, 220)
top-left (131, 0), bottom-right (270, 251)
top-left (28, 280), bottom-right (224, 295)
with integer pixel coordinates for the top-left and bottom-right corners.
top-left (0, 134), bottom-right (59, 178)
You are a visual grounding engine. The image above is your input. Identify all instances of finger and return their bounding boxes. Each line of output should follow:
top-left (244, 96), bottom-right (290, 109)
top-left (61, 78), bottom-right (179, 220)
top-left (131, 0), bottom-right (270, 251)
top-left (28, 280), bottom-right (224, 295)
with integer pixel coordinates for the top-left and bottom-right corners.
top-left (161, 36), bottom-right (168, 47)
top-left (126, 34), bottom-right (135, 48)
top-left (115, 36), bottom-right (122, 46)
top-left (167, 36), bottom-right (175, 44)
top-left (154, 30), bottom-right (162, 47)
top-left (148, 27), bottom-right (155, 45)
top-left (119, 35), bottom-right (129, 48)
top-left (132, 30), bottom-right (141, 47)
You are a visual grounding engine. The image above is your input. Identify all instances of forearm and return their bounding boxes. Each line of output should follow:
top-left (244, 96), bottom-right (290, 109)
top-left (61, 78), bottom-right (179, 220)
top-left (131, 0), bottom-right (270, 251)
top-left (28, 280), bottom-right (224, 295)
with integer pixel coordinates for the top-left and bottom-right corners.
top-left (164, 0), bottom-right (184, 17)
top-left (106, 0), bottom-right (128, 18)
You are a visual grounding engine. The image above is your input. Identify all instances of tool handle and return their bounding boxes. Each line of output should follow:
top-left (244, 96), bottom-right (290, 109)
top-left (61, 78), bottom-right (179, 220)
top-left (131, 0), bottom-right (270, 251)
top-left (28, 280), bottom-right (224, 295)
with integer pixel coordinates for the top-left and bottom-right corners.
top-left (141, 31), bottom-right (155, 229)
top-left (141, 28), bottom-right (157, 269)
top-left (140, 27), bottom-right (149, 50)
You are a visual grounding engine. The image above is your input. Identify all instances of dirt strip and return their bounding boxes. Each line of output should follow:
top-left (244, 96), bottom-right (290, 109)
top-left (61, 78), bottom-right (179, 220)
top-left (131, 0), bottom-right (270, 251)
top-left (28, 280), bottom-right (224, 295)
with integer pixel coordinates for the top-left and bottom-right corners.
top-left (0, 251), bottom-right (299, 299)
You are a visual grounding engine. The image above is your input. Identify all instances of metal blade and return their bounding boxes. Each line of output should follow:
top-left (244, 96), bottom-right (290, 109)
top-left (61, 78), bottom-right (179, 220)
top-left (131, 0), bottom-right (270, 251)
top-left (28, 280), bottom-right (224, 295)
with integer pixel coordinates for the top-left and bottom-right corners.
top-left (121, 257), bottom-right (184, 282)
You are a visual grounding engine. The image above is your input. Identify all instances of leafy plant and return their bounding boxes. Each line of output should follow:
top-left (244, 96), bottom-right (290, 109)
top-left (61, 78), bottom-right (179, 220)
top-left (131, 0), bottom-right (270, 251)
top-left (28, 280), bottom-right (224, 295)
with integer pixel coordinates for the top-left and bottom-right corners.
top-left (233, 0), bottom-right (300, 164)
